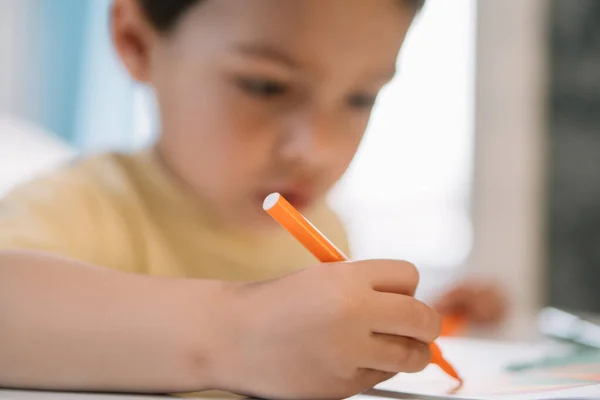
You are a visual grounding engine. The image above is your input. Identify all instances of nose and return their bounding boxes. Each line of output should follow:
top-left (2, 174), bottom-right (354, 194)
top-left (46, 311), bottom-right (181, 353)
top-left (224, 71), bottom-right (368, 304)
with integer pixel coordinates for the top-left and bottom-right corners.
top-left (277, 107), bottom-right (340, 171)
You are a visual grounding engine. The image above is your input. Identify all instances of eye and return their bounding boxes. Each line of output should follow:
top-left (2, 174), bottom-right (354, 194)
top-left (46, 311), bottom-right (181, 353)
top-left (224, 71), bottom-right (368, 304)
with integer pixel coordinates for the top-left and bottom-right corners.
top-left (237, 77), bottom-right (288, 98)
top-left (347, 92), bottom-right (377, 110)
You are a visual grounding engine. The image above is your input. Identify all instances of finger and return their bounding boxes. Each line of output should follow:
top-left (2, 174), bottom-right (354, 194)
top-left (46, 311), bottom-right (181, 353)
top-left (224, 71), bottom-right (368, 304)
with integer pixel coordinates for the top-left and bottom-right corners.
top-left (353, 259), bottom-right (420, 296)
top-left (434, 299), bottom-right (467, 315)
top-left (370, 293), bottom-right (442, 343)
top-left (362, 333), bottom-right (431, 373)
top-left (355, 368), bottom-right (397, 392)
top-left (472, 287), bottom-right (507, 323)
top-left (433, 287), bottom-right (471, 314)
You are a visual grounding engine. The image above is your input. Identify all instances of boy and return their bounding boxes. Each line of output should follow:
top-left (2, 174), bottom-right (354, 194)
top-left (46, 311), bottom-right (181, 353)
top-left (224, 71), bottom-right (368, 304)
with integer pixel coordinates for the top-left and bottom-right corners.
top-left (0, 1), bottom-right (501, 398)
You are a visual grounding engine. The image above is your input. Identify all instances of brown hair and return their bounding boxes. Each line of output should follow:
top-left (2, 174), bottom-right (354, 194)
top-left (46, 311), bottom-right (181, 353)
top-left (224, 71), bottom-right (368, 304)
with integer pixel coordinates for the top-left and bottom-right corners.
top-left (137, 0), bottom-right (426, 33)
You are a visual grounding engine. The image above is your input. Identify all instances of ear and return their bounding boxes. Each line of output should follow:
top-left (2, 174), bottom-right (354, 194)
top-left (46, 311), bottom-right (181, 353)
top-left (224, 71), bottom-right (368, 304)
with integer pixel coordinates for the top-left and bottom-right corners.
top-left (111, 0), bottom-right (157, 83)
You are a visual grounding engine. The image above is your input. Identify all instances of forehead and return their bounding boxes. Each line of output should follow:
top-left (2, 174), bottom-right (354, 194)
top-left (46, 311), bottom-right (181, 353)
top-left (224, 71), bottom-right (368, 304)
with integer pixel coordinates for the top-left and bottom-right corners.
top-left (174, 0), bottom-right (413, 75)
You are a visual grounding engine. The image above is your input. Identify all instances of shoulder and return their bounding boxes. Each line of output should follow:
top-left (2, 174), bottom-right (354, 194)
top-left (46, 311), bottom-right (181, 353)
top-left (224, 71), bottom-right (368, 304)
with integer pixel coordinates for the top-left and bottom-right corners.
top-left (1, 152), bottom-right (136, 212)
top-left (0, 152), bottom-right (143, 268)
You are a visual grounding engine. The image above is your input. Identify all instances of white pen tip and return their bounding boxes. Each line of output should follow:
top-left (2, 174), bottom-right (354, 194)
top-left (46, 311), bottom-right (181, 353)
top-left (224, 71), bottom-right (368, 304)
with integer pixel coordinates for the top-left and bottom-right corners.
top-left (263, 192), bottom-right (281, 211)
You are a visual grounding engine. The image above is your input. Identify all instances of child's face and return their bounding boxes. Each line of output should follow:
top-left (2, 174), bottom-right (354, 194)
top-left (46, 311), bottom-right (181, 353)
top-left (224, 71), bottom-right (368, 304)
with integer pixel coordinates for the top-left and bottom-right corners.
top-left (113, 0), bottom-right (414, 229)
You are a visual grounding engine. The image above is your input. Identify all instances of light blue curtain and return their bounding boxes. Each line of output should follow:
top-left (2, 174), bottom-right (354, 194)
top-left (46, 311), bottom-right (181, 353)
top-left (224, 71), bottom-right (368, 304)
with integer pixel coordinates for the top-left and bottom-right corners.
top-left (32, 0), bottom-right (89, 143)
top-left (31, 0), bottom-right (135, 150)
top-left (74, 0), bottom-right (135, 150)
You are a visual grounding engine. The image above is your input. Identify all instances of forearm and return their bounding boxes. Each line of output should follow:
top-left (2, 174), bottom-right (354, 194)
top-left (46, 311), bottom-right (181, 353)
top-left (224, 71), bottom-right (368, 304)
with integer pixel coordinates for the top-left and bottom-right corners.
top-left (0, 250), bottom-right (226, 393)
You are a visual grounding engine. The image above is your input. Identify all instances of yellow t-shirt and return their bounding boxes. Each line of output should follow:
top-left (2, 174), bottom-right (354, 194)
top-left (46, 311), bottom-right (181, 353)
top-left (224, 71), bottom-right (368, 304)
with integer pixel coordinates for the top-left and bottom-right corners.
top-left (0, 149), bottom-right (349, 281)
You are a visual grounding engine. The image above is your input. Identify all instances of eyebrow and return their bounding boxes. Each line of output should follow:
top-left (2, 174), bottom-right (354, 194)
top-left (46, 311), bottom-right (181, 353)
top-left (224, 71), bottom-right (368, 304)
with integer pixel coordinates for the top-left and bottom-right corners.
top-left (232, 43), bottom-right (300, 68)
top-left (232, 42), bottom-right (397, 85)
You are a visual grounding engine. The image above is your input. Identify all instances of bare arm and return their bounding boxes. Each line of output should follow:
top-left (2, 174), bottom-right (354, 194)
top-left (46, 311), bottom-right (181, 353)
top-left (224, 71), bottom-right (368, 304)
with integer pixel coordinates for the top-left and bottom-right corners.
top-left (0, 250), bottom-right (227, 393)
top-left (0, 251), bottom-right (443, 399)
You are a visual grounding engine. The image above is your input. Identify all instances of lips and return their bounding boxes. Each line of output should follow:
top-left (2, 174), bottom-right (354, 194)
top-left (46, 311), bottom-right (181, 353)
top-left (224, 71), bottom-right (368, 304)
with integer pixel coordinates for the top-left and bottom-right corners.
top-left (278, 191), bottom-right (310, 209)
top-left (257, 188), bottom-right (314, 211)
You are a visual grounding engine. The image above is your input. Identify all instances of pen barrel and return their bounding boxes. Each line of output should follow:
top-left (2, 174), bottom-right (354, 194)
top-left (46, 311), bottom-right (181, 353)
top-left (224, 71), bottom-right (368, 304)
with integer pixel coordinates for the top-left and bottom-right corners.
top-left (264, 193), bottom-right (348, 263)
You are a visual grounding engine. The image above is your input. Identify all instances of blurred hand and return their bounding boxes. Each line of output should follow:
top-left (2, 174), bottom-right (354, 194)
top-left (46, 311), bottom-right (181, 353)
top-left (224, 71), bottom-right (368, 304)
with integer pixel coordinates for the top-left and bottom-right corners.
top-left (433, 281), bottom-right (507, 328)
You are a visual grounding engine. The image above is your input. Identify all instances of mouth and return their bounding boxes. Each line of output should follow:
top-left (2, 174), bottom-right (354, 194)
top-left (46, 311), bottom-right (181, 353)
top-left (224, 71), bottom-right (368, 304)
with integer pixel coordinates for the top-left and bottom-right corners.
top-left (279, 191), bottom-right (311, 209)
top-left (256, 189), bottom-right (313, 211)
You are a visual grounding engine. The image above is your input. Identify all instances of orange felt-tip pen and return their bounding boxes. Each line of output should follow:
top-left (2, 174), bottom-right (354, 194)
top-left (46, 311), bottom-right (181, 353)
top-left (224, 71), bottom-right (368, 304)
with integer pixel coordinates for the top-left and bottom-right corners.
top-left (263, 192), bottom-right (462, 383)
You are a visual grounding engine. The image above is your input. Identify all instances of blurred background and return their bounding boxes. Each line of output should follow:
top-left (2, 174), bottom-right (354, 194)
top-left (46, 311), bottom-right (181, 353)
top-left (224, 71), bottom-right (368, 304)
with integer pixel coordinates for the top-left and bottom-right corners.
top-left (0, 0), bottom-right (598, 339)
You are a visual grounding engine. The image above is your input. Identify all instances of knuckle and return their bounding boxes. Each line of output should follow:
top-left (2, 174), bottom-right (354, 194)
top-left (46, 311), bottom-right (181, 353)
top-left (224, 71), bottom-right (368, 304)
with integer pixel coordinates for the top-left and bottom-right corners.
top-left (324, 262), bottom-right (358, 286)
top-left (338, 365), bottom-right (361, 381)
top-left (360, 370), bottom-right (395, 392)
top-left (325, 279), bottom-right (363, 318)
top-left (395, 339), bottom-right (429, 373)
top-left (411, 342), bottom-right (431, 372)
top-left (421, 304), bottom-right (443, 342)
top-left (407, 299), bottom-right (428, 328)
top-left (431, 310), bottom-right (443, 341)
top-left (396, 260), bottom-right (420, 289)
top-left (394, 340), bottom-right (414, 369)
top-left (393, 261), bottom-right (421, 291)
top-left (407, 299), bottom-right (441, 342)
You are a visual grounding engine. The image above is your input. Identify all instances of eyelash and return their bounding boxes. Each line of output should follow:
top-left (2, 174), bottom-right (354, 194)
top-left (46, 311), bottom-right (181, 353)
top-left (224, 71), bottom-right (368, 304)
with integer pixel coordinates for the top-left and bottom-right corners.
top-left (237, 78), bottom-right (289, 98)
top-left (236, 76), bottom-right (377, 110)
top-left (347, 93), bottom-right (377, 110)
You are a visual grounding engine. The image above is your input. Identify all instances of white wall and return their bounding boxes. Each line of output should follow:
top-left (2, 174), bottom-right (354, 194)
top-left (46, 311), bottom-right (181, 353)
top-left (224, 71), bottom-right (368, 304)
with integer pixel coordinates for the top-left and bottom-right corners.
top-left (469, 0), bottom-right (550, 339)
top-left (0, 117), bottom-right (74, 196)
top-left (0, 1), bottom-right (74, 194)
top-left (0, 0), bottom-right (29, 115)
top-left (331, 0), bottom-right (476, 272)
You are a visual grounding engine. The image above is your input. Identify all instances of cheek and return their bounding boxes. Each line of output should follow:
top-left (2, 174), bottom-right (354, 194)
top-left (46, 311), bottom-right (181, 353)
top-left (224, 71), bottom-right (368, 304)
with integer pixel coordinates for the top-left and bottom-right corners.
top-left (157, 79), bottom-right (276, 200)
top-left (181, 81), bottom-right (279, 191)
top-left (319, 119), bottom-right (366, 187)
top-left (209, 92), bottom-right (282, 179)
top-left (335, 113), bottom-right (369, 165)
top-left (331, 135), bottom-right (363, 179)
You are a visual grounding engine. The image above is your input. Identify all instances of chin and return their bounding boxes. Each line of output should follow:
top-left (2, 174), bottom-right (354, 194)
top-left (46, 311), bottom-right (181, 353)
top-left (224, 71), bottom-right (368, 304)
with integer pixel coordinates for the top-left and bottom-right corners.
top-left (227, 209), bottom-right (278, 232)
top-left (251, 212), bottom-right (282, 231)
